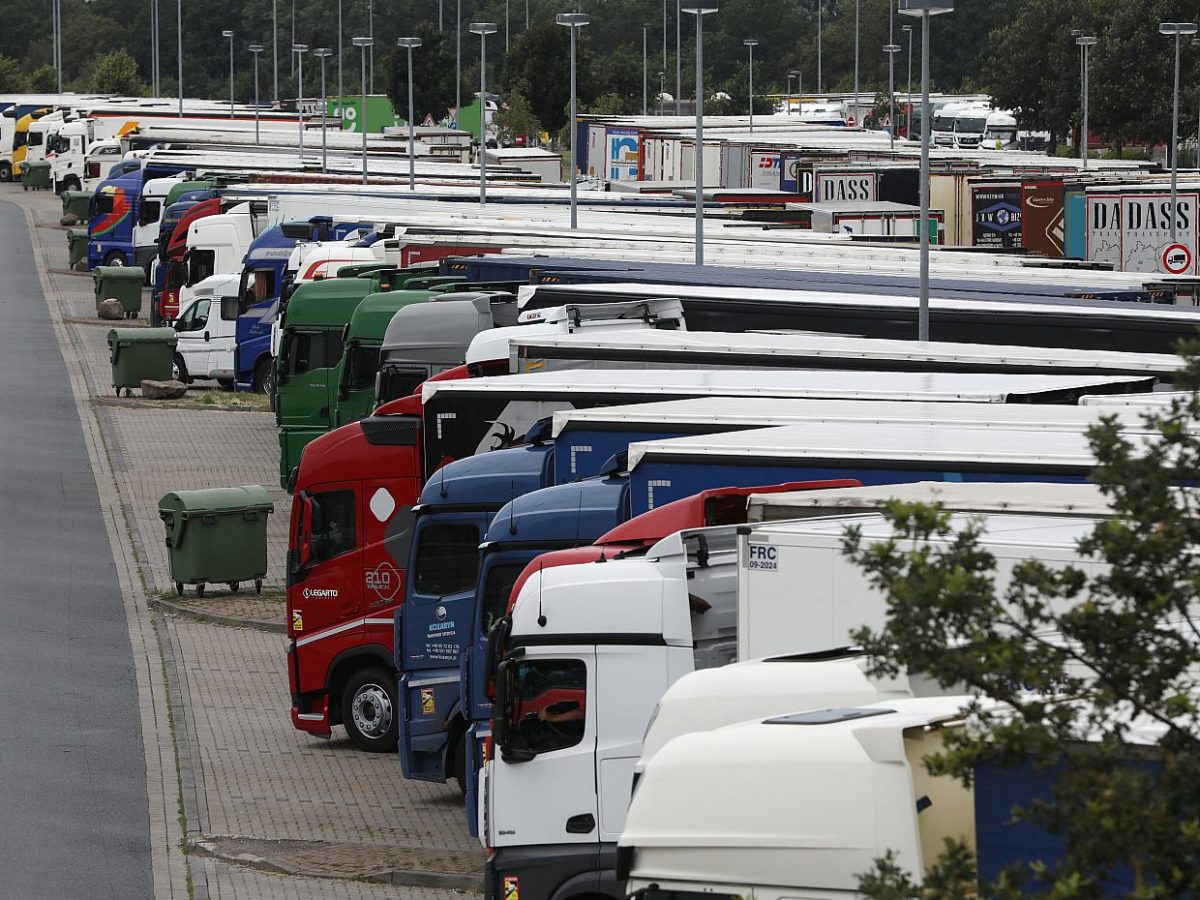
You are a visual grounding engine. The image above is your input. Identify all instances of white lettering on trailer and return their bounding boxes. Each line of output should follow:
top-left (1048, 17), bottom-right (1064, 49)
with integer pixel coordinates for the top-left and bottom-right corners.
top-left (436, 412), bottom-right (456, 439)
top-left (646, 480), bottom-right (672, 510)
top-left (569, 444), bottom-right (592, 475)
top-left (302, 587), bottom-right (340, 599)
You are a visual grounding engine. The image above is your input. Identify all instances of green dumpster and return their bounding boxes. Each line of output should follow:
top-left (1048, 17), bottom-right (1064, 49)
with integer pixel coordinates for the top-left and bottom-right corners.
top-left (158, 485), bottom-right (275, 597)
top-left (67, 227), bottom-right (89, 268)
top-left (93, 265), bottom-right (145, 318)
top-left (106, 327), bottom-right (177, 395)
top-left (21, 160), bottom-right (51, 191)
top-left (60, 190), bottom-right (92, 223)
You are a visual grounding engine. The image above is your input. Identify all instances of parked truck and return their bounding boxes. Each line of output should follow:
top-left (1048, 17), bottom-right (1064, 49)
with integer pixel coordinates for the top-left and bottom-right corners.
top-left (483, 505), bottom-right (1105, 900)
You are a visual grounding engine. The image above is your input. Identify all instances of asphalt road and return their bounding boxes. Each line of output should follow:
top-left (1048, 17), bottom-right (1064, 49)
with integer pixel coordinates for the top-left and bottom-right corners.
top-left (0, 200), bottom-right (152, 898)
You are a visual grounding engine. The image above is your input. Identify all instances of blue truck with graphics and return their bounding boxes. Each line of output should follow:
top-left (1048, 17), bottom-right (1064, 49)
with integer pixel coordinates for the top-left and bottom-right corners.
top-left (87, 163), bottom-right (189, 271)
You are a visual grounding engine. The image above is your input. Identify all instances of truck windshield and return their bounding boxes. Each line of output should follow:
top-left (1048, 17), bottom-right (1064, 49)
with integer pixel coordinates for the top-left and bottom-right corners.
top-left (187, 249), bottom-right (215, 286)
top-left (344, 344), bottom-right (382, 392)
top-left (481, 563), bottom-right (525, 633)
top-left (956, 116), bottom-right (987, 133)
top-left (413, 523), bottom-right (480, 596)
top-left (932, 113), bottom-right (954, 131)
top-left (376, 365), bottom-right (427, 404)
top-left (503, 659), bottom-right (587, 756)
top-left (27, 131), bottom-right (42, 147)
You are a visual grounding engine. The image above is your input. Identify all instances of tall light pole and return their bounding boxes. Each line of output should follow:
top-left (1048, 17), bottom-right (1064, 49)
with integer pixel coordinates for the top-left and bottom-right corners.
top-left (456, 0), bottom-right (463, 113)
top-left (743, 38), bottom-right (758, 132)
top-left (1161, 23), bottom-right (1198, 242)
top-left (791, 68), bottom-right (803, 116)
top-left (902, 23), bottom-right (912, 134)
top-left (291, 0), bottom-right (296, 76)
top-left (176, 0), bottom-right (183, 115)
top-left (557, 12), bottom-right (590, 228)
top-left (1194, 36), bottom-right (1200, 168)
top-left (643, 24), bottom-right (650, 115)
top-left (293, 44), bottom-right (308, 163)
top-left (1076, 35), bottom-right (1096, 170)
top-left (1070, 29), bottom-right (1083, 157)
top-left (662, 0), bottom-right (668, 79)
top-left (787, 72), bottom-right (794, 114)
top-left (353, 37), bottom-right (373, 185)
top-left (853, 0), bottom-right (860, 125)
top-left (273, 0), bottom-right (279, 102)
top-left (151, 0), bottom-right (159, 95)
top-left (222, 31), bottom-right (235, 119)
top-left (368, 0), bottom-right (375, 93)
top-left (675, 0), bottom-right (681, 114)
top-left (816, 0), bottom-right (822, 94)
top-left (658, 71), bottom-right (666, 114)
top-left (900, 0), bottom-right (954, 343)
top-left (505, 0), bottom-right (510, 53)
top-left (469, 22), bottom-right (497, 205)
top-left (884, 44), bottom-right (900, 149)
top-left (439, 0), bottom-right (444, 31)
top-left (681, 0), bottom-right (717, 265)
top-left (338, 0), bottom-right (344, 107)
top-left (397, 37), bottom-right (423, 190)
top-left (314, 48), bottom-right (333, 173)
top-left (248, 43), bottom-right (264, 144)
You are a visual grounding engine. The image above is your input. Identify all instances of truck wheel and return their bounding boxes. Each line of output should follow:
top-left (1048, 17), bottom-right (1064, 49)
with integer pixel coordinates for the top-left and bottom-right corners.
top-left (103, 251), bottom-right (125, 267)
top-left (0, 162), bottom-right (11, 182)
top-left (341, 668), bottom-right (398, 752)
top-left (253, 357), bottom-right (275, 395)
top-left (61, 176), bottom-right (80, 194)
top-left (172, 354), bottom-right (189, 384)
top-left (217, 378), bottom-right (234, 390)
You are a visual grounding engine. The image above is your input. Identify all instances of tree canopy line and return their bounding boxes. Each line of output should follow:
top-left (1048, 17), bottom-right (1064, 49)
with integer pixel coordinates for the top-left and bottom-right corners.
top-left (2, 1), bottom-right (1200, 149)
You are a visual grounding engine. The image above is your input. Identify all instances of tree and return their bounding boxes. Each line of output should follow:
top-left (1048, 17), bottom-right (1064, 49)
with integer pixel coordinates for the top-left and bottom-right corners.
top-left (504, 20), bottom-right (579, 137)
top-left (386, 24), bottom-right (458, 124)
top-left (88, 49), bottom-right (147, 95)
top-left (27, 65), bottom-right (55, 92)
top-left (844, 347), bottom-right (1200, 896)
top-left (0, 55), bottom-right (27, 92)
top-left (495, 87), bottom-right (543, 144)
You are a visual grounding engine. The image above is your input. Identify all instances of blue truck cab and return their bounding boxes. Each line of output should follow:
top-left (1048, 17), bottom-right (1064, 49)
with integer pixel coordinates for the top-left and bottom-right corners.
top-left (234, 218), bottom-right (377, 393)
top-left (87, 163), bottom-right (188, 271)
top-left (394, 434), bottom-right (558, 789)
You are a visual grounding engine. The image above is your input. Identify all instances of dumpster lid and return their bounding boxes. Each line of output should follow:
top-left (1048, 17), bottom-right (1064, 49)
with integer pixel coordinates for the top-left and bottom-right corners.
top-left (93, 265), bottom-right (147, 281)
top-left (107, 327), bottom-right (178, 345)
top-left (158, 485), bottom-right (275, 517)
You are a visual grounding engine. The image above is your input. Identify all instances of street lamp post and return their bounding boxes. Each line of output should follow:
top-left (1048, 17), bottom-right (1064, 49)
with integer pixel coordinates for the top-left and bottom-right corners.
top-left (786, 73), bottom-right (794, 115)
top-left (643, 24), bottom-right (650, 115)
top-left (816, 0), bottom-right (822, 94)
top-left (314, 48), bottom-right (333, 173)
top-left (1161, 23), bottom-right (1199, 242)
top-left (469, 23), bottom-right (497, 205)
top-left (248, 44), bottom-right (264, 144)
top-left (505, 0), bottom-right (510, 53)
top-left (557, 13), bottom-right (590, 228)
top-left (853, 0), bottom-right (860, 125)
top-left (790, 69), bottom-right (802, 116)
top-left (743, 39), bottom-right (758, 132)
top-left (1194, 36), bottom-right (1200, 168)
top-left (884, 43), bottom-right (901, 150)
top-left (1076, 35), bottom-right (1096, 170)
top-left (273, 0), bottom-right (279, 102)
top-left (338, 0), bottom-right (344, 105)
top-left (369, 0), bottom-right (375, 93)
top-left (222, 31), bottom-right (235, 119)
top-left (176, 0), bottom-right (182, 114)
top-left (675, 0), bottom-right (681, 115)
top-left (900, 0), bottom-right (954, 342)
top-left (353, 37), bottom-right (373, 185)
top-left (902, 24), bottom-right (912, 132)
top-left (681, 0), bottom-right (718, 265)
top-left (457, 0), bottom-right (463, 112)
top-left (293, 44), bottom-right (308, 162)
top-left (397, 37), bottom-right (423, 190)
top-left (658, 71), bottom-right (666, 114)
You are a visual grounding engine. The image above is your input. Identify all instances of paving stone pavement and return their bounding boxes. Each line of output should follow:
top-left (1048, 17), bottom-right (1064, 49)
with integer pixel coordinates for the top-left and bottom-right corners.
top-left (13, 186), bottom-right (483, 900)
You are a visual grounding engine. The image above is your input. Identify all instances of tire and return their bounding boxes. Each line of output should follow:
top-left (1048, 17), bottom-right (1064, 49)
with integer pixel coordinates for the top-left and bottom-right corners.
top-left (217, 377), bottom-right (235, 390)
top-left (102, 251), bottom-right (125, 268)
top-left (175, 581), bottom-right (184, 597)
top-left (0, 162), bottom-right (11, 182)
top-left (229, 581), bottom-right (240, 593)
top-left (253, 357), bottom-right (275, 395)
top-left (341, 668), bottom-right (398, 753)
top-left (196, 583), bottom-right (205, 598)
top-left (61, 176), bottom-right (80, 194)
top-left (172, 354), bottom-right (190, 384)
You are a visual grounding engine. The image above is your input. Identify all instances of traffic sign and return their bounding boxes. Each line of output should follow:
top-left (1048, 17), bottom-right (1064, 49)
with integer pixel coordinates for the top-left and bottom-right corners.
top-left (847, 115), bottom-right (857, 127)
top-left (882, 115), bottom-right (892, 128)
top-left (1162, 242), bottom-right (1193, 275)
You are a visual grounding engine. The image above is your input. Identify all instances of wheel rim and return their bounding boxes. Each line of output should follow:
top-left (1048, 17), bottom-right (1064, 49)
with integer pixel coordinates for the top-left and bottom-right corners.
top-left (262, 366), bottom-right (275, 395)
top-left (172, 360), bottom-right (182, 381)
top-left (350, 683), bottom-right (393, 739)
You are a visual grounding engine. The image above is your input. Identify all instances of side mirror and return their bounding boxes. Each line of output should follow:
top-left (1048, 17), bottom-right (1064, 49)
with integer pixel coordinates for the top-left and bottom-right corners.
top-left (290, 493), bottom-right (314, 576)
top-left (492, 659), bottom-right (511, 749)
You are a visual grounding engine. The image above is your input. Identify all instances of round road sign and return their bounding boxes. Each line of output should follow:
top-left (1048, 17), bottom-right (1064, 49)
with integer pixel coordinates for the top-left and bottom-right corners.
top-left (847, 115), bottom-right (857, 127)
top-left (1162, 242), bottom-right (1193, 275)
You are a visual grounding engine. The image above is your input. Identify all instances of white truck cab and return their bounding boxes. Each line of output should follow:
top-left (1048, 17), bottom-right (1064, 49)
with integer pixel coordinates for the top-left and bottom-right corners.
top-left (178, 202), bottom-right (264, 310)
top-left (83, 139), bottom-right (123, 191)
top-left (133, 174), bottom-right (186, 268)
top-left (48, 118), bottom-right (94, 193)
top-left (621, 696), bottom-right (977, 899)
top-left (172, 274), bottom-right (240, 386)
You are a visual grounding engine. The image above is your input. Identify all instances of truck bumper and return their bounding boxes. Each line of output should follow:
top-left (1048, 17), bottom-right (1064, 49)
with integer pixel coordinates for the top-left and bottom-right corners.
top-left (485, 844), bottom-right (620, 900)
top-left (290, 695), bottom-right (332, 737)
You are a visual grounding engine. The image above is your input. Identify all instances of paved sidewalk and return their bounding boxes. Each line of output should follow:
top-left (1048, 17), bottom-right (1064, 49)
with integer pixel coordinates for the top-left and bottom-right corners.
top-left (12, 186), bottom-right (484, 900)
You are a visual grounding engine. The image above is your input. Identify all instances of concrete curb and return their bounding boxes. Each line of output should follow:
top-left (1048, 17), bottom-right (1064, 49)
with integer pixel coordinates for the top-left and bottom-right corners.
top-left (150, 596), bottom-right (286, 633)
top-left (187, 838), bottom-right (484, 893)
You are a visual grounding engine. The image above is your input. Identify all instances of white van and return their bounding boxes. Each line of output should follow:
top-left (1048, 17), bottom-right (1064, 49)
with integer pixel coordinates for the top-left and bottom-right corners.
top-left (172, 274), bottom-right (239, 387)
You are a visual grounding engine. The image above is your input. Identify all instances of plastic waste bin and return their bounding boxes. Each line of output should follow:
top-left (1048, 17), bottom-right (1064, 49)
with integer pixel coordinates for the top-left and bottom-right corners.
top-left (60, 190), bottom-right (92, 223)
top-left (158, 486), bottom-right (275, 597)
top-left (106, 327), bottom-right (177, 395)
top-left (93, 265), bottom-right (144, 318)
top-left (67, 227), bottom-right (89, 268)
top-left (21, 160), bottom-right (51, 191)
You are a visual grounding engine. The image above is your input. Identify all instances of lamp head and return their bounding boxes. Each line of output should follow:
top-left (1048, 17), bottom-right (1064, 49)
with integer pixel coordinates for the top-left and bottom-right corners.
top-left (397, 37), bottom-right (423, 49)
top-left (248, 43), bottom-right (264, 53)
top-left (352, 36), bottom-right (374, 47)
top-left (1160, 22), bottom-right (1199, 36)
top-left (293, 43), bottom-right (309, 54)
top-left (469, 21), bottom-right (499, 34)
top-left (679, 0), bottom-right (718, 15)
top-left (555, 13), bottom-right (590, 27)
top-left (222, 30), bottom-right (233, 38)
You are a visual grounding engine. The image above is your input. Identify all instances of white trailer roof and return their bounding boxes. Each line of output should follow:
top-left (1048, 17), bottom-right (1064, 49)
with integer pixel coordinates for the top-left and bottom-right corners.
top-left (747, 481), bottom-right (1116, 521)
top-left (625, 420), bottom-right (1134, 471)
top-left (1080, 390), bottom-right (1188, 408)
top-left (550, 396), bottom-right (1157, 439)
top-left (517, 330), bottom-right (1180, 377)
top-left (423, 368), bottom-right (1149, 405)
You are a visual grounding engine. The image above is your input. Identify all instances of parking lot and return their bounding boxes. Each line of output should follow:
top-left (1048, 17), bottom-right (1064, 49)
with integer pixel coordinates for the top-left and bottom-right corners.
top-left (6, 185), bottom-right (483, 900)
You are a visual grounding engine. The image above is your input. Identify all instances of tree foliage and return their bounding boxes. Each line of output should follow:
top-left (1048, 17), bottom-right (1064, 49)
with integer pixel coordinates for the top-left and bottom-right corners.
top-left (495, 87), bottom-right (543, 143)
top-left (88, 49), bottom-right (147, 95)
top-left (844, 346), bottom-right (1200, 896)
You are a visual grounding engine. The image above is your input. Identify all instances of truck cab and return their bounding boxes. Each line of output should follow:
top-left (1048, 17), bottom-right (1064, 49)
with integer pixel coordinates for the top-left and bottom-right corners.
top-left (48, 118), bottom-right (95, 193)
top-left (156, 196), bottom-right (223, 323)
top-left (83, 139), bottom-right (123, 191)
top-left (23, 111), bottom-right (65, 173)
top-left (952, 106), bottom-right (991, 150)
top-left (172, 274), bottom-right (240, 385)
top-left (178, 201), bottom-right (266, 309)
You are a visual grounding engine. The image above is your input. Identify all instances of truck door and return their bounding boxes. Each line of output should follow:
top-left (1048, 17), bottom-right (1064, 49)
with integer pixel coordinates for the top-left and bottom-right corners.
top-left (489, 650), bottom-right (599, 858)
top-left (291, 484), bottom-right (366, 691)
top-left (277, 327), bottom-right (343, 481)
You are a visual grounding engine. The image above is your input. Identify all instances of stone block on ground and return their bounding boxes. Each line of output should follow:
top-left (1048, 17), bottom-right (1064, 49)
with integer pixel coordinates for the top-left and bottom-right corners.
top-left (141, 379), bottom-right (187, 400)
top-left (60, 213), bottom-right (79, 226)
top-left (97, 298), bottom-right (125, 320)
top-left (71, 259), bottom-right (88, 272)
